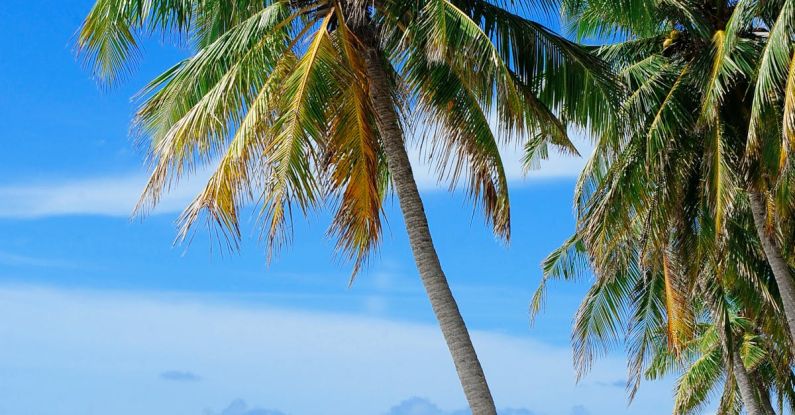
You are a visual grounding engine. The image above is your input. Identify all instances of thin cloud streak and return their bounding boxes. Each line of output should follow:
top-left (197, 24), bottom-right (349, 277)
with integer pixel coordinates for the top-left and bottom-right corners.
top-left (0, 250), bottom-right (81, 269)
top-left (0, 172), bottom-right (209, 219)
top-left (0, 138), bottom-right (591, 220)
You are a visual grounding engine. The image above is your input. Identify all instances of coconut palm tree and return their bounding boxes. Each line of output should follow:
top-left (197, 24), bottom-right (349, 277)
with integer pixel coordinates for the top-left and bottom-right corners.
top-left (76, 1), bottom-right (613, 412)
top-left (551, 0), bottom-right (795, 354)
top-left (646, 310), bottom-right (794, 415)
top-left (532, 199), bottom-right (794, 414)
top-left (529, 32), bottom-right (795, 406)
top-left (529, 1), bottom-right (795, 412)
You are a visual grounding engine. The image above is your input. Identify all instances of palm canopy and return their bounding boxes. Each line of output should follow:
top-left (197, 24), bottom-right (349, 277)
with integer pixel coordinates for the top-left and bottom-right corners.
top-left (531, 200), bottom-right (789, 398)
top-left (77, 0), bottom-right (613, 273)
top-left (648, 310), bottom-right (795, 415)
top-left (560, 0), bottom-right (795, 222)
top-left (552, 0), bottom-right (795, 357)
top-left (529, 0), bottom-right (795, 412)
top-left (529, 0), bottom-right (795, 352)
top-left (533, 204), bottom-right (793, 411)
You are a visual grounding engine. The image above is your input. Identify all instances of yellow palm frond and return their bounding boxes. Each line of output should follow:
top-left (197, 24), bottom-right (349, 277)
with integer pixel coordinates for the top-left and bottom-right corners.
top-left (662, 249), bottom-right (692, 353)
top-left (781, 53), bottom-right (795, 171)
top-left (325, 15), bottom-right (386, 277)
top-left (261, 11), bottom-right (337, 256)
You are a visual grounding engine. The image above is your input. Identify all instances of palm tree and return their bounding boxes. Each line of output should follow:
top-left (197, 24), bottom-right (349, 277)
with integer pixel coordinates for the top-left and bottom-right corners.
top-left (528, 28), bottom-right (795, 407)
top-left (646, 311), bottom-right (793, 415)
top-left (529, 1), bottom-right (795, 412)
top-left (553, 0), bottom-right (795, 354)
top-left (532, 203), bottom-right (793, 414)
top-left (76, 1), bottom-right (612, 412)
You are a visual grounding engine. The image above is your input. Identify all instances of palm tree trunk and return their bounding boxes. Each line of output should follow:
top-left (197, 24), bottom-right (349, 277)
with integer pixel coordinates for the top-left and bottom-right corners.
top-left (359, 34), bottom-right (497, 415)
top-left (748, 188), bottom-right (795, 347)
top-left (732, 347), bottom-right (771, 415)
top-left (753, 372), bottom-right (777, 415)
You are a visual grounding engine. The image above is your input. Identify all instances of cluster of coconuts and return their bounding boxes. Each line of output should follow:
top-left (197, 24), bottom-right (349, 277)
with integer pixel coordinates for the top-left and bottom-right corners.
top-left (662, 29), bottom-right (681, 50)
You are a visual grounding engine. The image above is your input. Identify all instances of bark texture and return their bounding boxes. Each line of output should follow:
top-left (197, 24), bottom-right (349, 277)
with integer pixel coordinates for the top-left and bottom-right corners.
top-left (732, 348), bottom-right (770, 415)
top-left (360, 34), bottom-right (497, 415)
top-left (748, 188), bottom-right (795, 348)
top-left (753, 373), bottom-right (776, 415)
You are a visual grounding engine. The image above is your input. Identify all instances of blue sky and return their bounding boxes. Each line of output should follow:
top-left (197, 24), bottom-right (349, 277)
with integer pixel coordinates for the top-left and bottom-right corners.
top-left (0, 2), bottom-right (676, 414)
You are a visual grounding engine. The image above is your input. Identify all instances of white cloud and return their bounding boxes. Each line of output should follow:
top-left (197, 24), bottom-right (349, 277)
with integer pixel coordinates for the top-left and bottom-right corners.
top-left (408, 135), bottom-right (591, 189)
top-left (0, 172), bottom-right (209, 219)
top-left (0, 137), bottom-right (591, 220)
top-left (0, 250), bottom-right (81, 269)
top-left (0, 284), bottom-right (671, 415)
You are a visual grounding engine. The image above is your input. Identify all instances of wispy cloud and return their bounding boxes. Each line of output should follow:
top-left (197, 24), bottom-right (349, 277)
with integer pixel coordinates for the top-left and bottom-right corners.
top-left (0, 250), bottom-right (80, 269)
top-left (0, 284), bottom-right (671, 415)
top-left (0, 172), bottom-right (209, 219)
top-left (0, 137), bottom-right (590, 220)
top-left (408, 135), bottom-right (592, 189)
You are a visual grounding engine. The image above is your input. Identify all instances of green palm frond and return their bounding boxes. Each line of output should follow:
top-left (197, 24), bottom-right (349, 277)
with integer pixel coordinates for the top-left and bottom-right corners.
top-left (133, 3), bottom-right (294, 211)
top-left (699, 19), bottom-right (757, 124)
top-left (77, 0), bottom-right (195, 84)
top-left (571, 256), bottom-right (639, 376)
top-left (408, 57), bottom-right (512, 238)
top-left (674, 345), bottom-right (725, 414)
top-left (531, 234), bottom-right (588, 323)
top-left (177, 52), bottom-right (296, 244)
top-left (626, 267), bottom-right (668, 400)
top-left (748, 0), bottom-right (795, 157)
top-left (703, 122), bottom-right (738, 238)
top-left (642, 62), bottom-right (692, 170)
top-left (561, 0), bottom-right (660, 40)
top-left (450, 0), bottom-right (620, 131)
top-left (781, 53), bottom-right (795, 167)
top-left (416, 0), bottom-right (567, 143)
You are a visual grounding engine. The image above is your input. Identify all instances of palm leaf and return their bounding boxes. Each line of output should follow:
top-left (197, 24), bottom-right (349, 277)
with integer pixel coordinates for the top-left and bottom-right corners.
top-left (261, 11), bottom-right (337, 256)
top-left (325, 15), bottom-right (387, 276)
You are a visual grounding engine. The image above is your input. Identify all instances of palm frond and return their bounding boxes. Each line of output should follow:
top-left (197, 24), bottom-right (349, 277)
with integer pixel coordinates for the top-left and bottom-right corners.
top-left (673, 346), bottom-right (725, 414)
top-left (703, 122), bottom-right (738, 238)
top-left (261, 11), bottom-right (337, 256)
top-left (409, 58), bottom-right (512, 238)
top-left (531, 234), bottom-right (588, 323)
top-left (176, 52), bottom-right (297, 244)
top-left (325, 16), bottom-right (386, 276)
top-left (572, 256), bottom-right (639, 377)
top-left (748, 0), bottom-right (795, 157)
top-left (133, 3), bottom-right (295, 211)
top-left (77, 0), bottom-right (195, 84)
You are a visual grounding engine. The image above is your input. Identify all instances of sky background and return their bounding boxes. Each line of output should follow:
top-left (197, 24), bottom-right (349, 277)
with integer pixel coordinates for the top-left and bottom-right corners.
top-left (0, 2), bottom-right (676, 414)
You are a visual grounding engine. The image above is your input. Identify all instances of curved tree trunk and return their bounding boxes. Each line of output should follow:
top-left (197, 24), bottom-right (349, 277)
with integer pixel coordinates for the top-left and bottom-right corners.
top-left (359, 34), bottom-right (498, 415)
top-left (748, 188), bottom-right (795, 347)
top-left (732, 347), bottom-right (771, 415)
